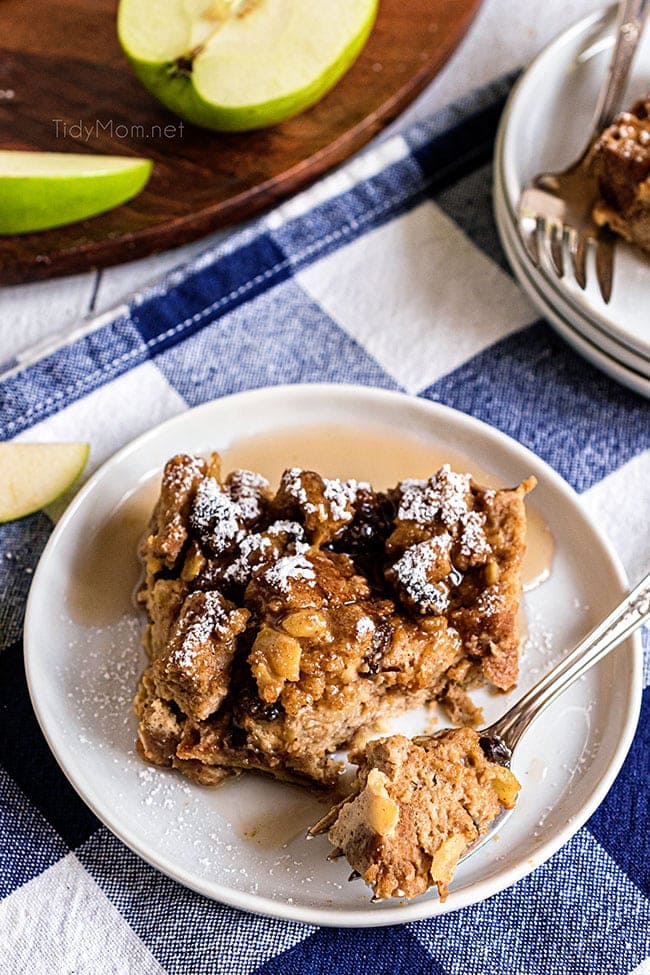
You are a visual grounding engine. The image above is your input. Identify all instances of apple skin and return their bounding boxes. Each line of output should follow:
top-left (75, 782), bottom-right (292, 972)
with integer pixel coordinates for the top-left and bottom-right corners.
top-left (0, 158), bottom-right (152, 235)
top-left (119, 3), bottom-right (378, 132)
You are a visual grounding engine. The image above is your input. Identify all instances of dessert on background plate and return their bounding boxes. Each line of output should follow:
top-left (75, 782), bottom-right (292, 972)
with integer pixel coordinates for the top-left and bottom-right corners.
top-left (496, 5), bottom-right (650, 397)
top-left (587, 96), bottom-right (650, 254)
top-left (134, 448), bottom-right (533, 898)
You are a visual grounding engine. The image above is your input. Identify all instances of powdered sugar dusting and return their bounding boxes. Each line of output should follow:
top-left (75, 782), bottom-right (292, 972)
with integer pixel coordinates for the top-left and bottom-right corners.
top-left (223, 521), bottom-right (308, 587)
top-left (355, 616), bottom-right (375, 640)
top-left (266, 520), bottom-right (304, 542)
top-left (261, 553), bottom-right (317, 594)
top-left (280, 469), bottom-right (358, 522)
top-left (226, 469), bottom-right (270, 524)
top-left (397, 466), bottom-right (490, 560)
top-left (280, 468), bottom-right (310, 507)
top-left (458, 510), bottom-right (491, 561)
top-left (223, 533), bottom-right (273, 586)
top-left (163, 455), bottom-right (204, 494)
top-left (190, 478), bottom-right (241, 555)
top-left (398, 465), bottom-right (472, 526)
top-left (475, 589), bottom-right (505, 618)
top-left (322, 478), bottom-right (358, 522)
top-left (170, 592), bottom-right (234, 671)
top-left (392, 535), bottom-right (453, 613)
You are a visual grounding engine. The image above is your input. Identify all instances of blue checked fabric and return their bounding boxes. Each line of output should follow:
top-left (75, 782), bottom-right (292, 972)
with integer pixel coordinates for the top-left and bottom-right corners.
top-left (1, 74), bottom-right (649, 975)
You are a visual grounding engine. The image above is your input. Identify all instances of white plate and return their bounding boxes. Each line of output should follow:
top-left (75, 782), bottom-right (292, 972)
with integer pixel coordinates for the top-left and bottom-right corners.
top-left (499, 3), bottom-right (650, 361)
top-left (494, 178), bottom-right (650, 398)
top-left (24, 385), bottom-right (642, 927)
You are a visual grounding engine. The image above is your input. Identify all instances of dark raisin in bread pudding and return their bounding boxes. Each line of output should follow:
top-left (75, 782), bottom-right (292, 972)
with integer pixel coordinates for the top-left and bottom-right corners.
top-left (134, 452), bottom-right (535, 789)
top-left (587, 97), bottom-right (650, 253)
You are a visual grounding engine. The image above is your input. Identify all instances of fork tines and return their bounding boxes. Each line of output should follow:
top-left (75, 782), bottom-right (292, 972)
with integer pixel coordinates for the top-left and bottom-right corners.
top-left (517, 198), bottom-right (615, 303)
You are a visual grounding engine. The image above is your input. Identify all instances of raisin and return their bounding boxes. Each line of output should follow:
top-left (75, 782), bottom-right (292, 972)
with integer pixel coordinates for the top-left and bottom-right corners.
top-left (362, 620), bottom-right (392, 675)
top-left (235, 679), bottom-right (284, 723)
top-left (248, 699), bottom-right (284, 722)
top-left (338, 490), bottom-right (395, 555)
top-left (228, 725), bottom-right (248, 748)
top-left (478, 734), bottom-right (511, 767)
top-left (329, 489), bottom-right (395, 588)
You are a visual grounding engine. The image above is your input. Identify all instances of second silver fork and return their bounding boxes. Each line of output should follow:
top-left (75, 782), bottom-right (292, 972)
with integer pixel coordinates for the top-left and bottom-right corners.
top-left (517, 0), bottom-right (649, 303)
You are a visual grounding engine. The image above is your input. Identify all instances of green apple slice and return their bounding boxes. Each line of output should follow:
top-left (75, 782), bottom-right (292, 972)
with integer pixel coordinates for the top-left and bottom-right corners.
top-left (118, 0), bottom-right (379, 131)
top-left (0, 442), bottom-right (90, 523)
top-left (0, 152), bottom-right (152, 235)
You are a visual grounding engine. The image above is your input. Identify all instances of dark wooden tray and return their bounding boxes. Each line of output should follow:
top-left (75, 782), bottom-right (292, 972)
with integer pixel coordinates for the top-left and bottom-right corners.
top-left (0, 0), bottom-right (482, 284)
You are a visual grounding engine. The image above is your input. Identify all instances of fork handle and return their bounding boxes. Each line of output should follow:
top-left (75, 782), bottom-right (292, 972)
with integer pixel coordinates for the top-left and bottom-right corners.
top-left (591, 0), bottom-right (650, 137)
top-left (484, 569), bottom-right (650, 751)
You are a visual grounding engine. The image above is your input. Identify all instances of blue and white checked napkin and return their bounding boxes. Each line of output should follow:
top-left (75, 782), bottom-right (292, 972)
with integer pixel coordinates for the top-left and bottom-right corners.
top-left (1, 74), bottom-right (649, 975)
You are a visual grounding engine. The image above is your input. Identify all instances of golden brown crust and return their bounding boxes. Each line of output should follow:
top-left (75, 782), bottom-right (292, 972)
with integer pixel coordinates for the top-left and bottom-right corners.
top-left (151, 590), bottom-right (250, 721)
top-left (139, 454), bottom-right (207, 573)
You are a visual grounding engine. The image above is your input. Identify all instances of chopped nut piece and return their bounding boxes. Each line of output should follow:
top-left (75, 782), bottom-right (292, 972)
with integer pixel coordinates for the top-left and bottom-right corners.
top-left (365, 768), bottom-right (400, 836)
top-left (281, 609), bottom-right (329, 639)
top-left (489, 765), bottom-right (520, 808)
top-left (181, 542), bottom-right (206, 581)
top-left (430, 834), bottom-right (467, 888)
top-left (484, 559), bottom-right (500, 586)
top-left (250, 626), bottom-right (302, 702)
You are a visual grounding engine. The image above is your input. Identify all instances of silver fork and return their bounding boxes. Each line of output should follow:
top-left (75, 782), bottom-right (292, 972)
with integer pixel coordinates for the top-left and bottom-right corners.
top-left (310, 569), bottom-right (650, 881)
top-left (518, 0), bottom-right (649, 303)
top-left (450, 568), bottom-right (649, 867)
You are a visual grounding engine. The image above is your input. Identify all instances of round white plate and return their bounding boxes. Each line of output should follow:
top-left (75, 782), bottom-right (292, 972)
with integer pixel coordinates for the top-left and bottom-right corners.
top-left (494, 178), bottom-right (650, 398)
top-left (25, 385), bottom-right (642, 927)
top-left (498, 3), bottom-right (650, 361)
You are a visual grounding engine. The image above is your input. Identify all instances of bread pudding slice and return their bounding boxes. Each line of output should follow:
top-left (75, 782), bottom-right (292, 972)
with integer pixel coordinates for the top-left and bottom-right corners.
top-left (322, 730), bottom-right (520, 900)
top-left (587, 97), bottom-right (650, 253)
top-left (134, 453), bottom-right (534, 789)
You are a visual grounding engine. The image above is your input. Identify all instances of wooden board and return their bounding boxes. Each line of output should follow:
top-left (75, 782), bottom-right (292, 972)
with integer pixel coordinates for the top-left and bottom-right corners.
top-left (0, 0), bottom-right (483, 285)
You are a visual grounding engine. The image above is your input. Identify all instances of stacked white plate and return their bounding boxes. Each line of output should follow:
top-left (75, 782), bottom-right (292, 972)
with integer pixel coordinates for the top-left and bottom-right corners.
top-left (494, 4), bottom-right (650, 399)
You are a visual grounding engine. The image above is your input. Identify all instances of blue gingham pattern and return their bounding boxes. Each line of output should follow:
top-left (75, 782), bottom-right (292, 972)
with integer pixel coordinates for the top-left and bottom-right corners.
top-left (1, 74), bottom-right (649, 974)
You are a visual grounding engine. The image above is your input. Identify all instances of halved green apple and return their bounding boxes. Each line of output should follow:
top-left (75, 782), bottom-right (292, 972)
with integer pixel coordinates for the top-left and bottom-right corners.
top-left (118, 0), bottom-right (379, 131)
top-left (0, 152), bottom-right (152, 235)
top-left (0, 442), bottom-right (89, 523)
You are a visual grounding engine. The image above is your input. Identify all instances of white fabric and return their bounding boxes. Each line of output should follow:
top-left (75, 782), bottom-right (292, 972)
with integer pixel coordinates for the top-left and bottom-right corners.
top-left (298, 199), bottom-right (536, 392)
top-left (0, 854), bottom-right (165, 975)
